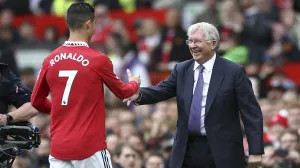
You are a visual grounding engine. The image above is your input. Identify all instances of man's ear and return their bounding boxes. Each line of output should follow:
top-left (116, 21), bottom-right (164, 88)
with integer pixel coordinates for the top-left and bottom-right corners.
top-left (84, 20), bottom-right (92, 29)
top-left (211, 40), bottom-right (217, 49)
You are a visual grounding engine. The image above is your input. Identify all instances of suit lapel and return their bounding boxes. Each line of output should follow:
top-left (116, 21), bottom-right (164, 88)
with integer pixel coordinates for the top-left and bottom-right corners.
top-left (184, 61), bottom-right (195, 116)
top-left (205, 56), bottom-right (227, 116)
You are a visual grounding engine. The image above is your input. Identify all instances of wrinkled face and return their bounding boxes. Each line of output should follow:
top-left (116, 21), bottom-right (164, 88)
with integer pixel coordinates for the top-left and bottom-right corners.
top-left (187, 29), bottom-right (216, 63)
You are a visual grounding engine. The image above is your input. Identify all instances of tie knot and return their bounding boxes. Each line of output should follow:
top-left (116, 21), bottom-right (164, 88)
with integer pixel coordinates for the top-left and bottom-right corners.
top-left (199, 64), bottom-right (205, 73)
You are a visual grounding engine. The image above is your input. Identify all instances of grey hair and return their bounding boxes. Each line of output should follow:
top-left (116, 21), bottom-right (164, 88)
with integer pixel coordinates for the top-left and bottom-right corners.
top-left (187, 22), bottom-right (220, 47)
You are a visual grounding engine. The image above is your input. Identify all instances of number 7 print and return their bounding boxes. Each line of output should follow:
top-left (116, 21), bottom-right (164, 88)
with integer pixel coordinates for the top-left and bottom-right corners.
top-left (58, 70), bottom-right (78, 105)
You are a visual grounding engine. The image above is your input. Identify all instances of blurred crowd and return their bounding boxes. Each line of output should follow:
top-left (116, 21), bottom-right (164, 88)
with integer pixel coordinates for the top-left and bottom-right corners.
top-left (1, 0), bottom-right (300, 168)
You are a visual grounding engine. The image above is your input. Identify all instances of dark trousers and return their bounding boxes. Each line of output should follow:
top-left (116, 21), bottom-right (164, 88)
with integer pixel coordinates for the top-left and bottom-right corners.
top-left (182, 135), bottom-right (216, 168)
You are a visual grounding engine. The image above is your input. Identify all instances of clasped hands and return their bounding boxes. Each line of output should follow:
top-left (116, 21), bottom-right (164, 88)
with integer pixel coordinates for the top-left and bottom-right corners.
top-left (124, 69), bottom-right (141, 105)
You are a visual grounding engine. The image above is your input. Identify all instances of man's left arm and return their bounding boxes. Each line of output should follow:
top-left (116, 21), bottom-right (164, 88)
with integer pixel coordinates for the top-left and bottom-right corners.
top-left (235, 67), bottom-right (264, 155)
top-left (0, 70), bottom-right (39, 125)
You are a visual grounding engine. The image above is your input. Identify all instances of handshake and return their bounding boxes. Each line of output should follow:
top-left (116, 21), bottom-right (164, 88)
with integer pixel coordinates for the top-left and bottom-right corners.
top-left (125, 69), bottom-right (141, 106)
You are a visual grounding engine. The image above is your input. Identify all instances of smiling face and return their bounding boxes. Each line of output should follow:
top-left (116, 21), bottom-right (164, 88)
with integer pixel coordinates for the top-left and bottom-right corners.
top-left (187, 28), bottom-right (216, 64)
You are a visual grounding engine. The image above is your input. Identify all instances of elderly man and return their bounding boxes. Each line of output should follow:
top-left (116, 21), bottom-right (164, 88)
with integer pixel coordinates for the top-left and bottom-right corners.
top-left (124, 22), bottom-right (264, 168)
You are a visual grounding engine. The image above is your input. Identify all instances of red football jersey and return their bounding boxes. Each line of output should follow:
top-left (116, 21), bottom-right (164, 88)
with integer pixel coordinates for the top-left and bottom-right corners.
top-left (31, 41), bottom-right (138, 160)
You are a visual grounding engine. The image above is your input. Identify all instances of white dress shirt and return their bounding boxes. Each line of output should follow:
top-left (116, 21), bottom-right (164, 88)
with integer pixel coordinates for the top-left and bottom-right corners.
top-left (193, 53), bottom-right (216, 135)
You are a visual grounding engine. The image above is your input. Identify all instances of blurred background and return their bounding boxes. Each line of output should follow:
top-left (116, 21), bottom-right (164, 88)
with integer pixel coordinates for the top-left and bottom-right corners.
top-left (1, 0), bottom-right (300, 167)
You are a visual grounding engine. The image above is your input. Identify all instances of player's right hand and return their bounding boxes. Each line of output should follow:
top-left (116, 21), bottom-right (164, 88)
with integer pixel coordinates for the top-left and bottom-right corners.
top-left (123, 90), bottom-right (140, 106)
top-left (127, 69), bottom-right (140, 86)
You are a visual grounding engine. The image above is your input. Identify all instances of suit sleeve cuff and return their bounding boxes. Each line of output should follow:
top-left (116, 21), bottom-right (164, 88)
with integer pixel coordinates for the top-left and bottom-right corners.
top-left (133, 91), bottom-right (142, 105)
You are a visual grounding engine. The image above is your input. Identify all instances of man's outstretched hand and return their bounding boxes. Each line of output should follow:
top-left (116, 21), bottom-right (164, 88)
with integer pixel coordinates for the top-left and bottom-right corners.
top-left (127, 69), bottom-right (140, 86)
top-left (123, 91), bottom-right (140, 106)
top-left (124, 69), bottom-right (141, 106)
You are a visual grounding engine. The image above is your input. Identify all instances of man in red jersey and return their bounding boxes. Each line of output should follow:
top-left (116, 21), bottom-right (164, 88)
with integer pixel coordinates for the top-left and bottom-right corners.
top-left (31, 2), bottom-right (140, 168)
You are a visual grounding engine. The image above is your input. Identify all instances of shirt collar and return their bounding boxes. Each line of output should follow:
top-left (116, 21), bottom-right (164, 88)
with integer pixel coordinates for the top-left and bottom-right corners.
top-left (63, 41), bottom-right (89, 48)
top-left (193, 52), bottom-right (216, 72)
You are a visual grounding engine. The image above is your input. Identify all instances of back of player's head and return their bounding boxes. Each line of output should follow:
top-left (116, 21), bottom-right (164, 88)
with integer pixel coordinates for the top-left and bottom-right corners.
top-left (66, 2), bottom-right (95, 30)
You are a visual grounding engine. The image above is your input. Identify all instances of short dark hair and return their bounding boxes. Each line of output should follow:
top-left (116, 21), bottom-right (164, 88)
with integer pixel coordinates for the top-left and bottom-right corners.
top-left (66, 2), bottom-right (95, 30)
top-left (148, 152), bottom-right (164, 159)
top-left (113, 143), bottom-right (138, 157)
top-left (21, 66), bottom-right (35, 76)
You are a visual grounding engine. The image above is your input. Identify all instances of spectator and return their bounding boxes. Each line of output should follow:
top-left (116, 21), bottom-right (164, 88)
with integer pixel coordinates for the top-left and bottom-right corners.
top-left (90, 2), bottom-right (113, 44)
top-left (218, 0), bottom-right (244, 55)
top-left (107, 134), bottom-right (120, 153)
top-left (118, 39), bottom-right (151, 87)
top-left (0, 9), bottom-right (19, 43)
top-left (145, 153), bottom-right (165, 168)
top-left (112, 143), bottom-right (139, 168)
top-left (0, 38), bottom-right (20, 76)
top-left (20, 66), bottom-right (36, 90)
top-left (151, 9), bottom-right (190, 71)
top-left (137, 18), bottom-right (161, 67)
top-left (287, 102), bottom-right (300, 132)
top-left (193, 0), bottom-right (220, 26)
top-left (128, 134), bottom-right (145, 154)
top-left (43, 26), bottom-right (58, 44)
top-left (241, 0), bottom-right (275, 63)
top-left (29, 0), bottom-right (53, 15)
top-left (19, 21), bottom-right (38, 44)
top-left (273, 130), bottom-right (300, 168)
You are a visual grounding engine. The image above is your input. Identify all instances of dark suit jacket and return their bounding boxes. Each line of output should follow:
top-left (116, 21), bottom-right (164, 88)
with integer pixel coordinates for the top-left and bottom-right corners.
top-left (136, 55), bottom-right (264, 168)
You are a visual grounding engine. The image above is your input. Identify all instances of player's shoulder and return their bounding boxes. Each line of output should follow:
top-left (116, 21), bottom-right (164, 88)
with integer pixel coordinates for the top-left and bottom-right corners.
top-left (86, 48), bottom-right (107, 58)
top-left (45, 46), bottom-right (65, 58)
top-left (85, 48), bottom-right (110, 63)
top-left (41, 46), bottom-right (64, 67)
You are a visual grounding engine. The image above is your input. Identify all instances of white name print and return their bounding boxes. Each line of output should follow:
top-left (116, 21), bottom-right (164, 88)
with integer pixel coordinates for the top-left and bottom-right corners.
top-left (50, 53), bottom-right (89, 66)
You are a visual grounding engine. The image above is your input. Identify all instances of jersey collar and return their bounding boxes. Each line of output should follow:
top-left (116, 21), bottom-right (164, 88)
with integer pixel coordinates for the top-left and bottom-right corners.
top-left (63, 41), bottom-right (89, 48)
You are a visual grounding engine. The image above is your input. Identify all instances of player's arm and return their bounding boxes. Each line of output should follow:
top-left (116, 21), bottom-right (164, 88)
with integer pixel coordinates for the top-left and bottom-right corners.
top-left (31, 65), bottom-right (52, 114)
top-left (98, 56), bottom-right (139, 99)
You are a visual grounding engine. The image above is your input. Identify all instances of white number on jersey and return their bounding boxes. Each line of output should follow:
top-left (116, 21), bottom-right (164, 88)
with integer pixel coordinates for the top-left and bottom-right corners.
top-left (58, 70), bottom-right (78, 105)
